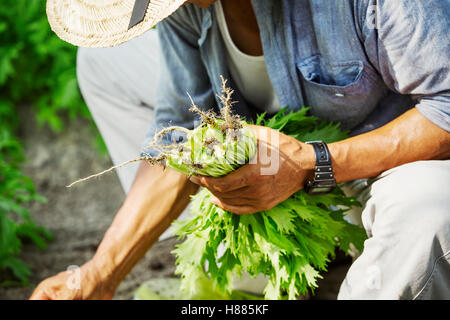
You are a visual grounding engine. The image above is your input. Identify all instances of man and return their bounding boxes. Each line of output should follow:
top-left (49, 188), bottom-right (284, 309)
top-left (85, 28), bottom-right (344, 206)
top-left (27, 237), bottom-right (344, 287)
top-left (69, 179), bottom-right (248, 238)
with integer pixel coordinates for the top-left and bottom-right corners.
top-left (31, 0), bottom-right (449, 299)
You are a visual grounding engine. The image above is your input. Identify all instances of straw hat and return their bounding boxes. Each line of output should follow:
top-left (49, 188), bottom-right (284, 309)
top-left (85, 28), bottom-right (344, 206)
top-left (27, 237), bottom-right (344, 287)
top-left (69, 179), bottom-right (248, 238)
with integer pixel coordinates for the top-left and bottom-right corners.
top-left (46, 0), bottom-right (187, 48)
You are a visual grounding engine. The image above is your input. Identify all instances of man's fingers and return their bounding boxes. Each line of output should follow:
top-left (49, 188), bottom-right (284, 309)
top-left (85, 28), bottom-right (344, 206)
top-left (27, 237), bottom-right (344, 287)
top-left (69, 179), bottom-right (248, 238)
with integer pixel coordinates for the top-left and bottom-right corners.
top-left (208, 186), bottom-right (252, 199)
top-left (188, 175), bottom-right (205, 186)
top-left (29, 289), bottom-right (50, 300)
top-left (208, 172), bottom-right (248, 192)
top-left (210, 197), bottom-right (258, 215)
top-left (190, 167), bottom-right (252, 193)
top-left (210, 195), bottom-right (256, 206)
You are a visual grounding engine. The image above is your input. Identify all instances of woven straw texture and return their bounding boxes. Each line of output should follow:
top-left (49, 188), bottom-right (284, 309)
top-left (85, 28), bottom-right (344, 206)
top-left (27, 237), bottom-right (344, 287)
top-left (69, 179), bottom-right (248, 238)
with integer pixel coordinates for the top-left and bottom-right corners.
top-left (46, 0), bottom-right (186, 47)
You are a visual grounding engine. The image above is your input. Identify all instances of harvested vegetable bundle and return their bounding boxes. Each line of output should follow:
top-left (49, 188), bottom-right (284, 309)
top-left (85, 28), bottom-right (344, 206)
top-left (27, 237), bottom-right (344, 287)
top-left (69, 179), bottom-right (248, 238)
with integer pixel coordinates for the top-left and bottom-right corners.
top-left (155, 79), bottom-right (365, 300)
top-left (168, 94), bottom-right (367, 300)
top-left (68, 77), bottom-right (366, 300)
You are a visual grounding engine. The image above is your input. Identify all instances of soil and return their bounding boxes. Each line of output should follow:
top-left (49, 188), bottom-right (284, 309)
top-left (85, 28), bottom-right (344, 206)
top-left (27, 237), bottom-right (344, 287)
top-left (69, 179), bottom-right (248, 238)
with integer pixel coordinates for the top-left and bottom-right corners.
top-left (0, 107), bottom-right (351, 300)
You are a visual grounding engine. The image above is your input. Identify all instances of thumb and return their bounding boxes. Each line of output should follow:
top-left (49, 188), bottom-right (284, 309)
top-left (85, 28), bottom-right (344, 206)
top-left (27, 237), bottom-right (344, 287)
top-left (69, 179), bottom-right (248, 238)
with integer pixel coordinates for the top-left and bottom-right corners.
top-left (29, 288), bottom-right (51, 300)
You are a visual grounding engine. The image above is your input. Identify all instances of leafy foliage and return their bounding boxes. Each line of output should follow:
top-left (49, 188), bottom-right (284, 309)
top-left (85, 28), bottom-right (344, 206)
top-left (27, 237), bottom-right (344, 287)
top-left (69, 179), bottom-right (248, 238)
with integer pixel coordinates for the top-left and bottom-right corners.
top-left (0, 0), bottom-right (90, 130)
top-left (0, 126), bottom-right (52, 285)
top-left (172, 109), bottom-right (367, 299)
top-left (0, 0), bottom-right (93, 285)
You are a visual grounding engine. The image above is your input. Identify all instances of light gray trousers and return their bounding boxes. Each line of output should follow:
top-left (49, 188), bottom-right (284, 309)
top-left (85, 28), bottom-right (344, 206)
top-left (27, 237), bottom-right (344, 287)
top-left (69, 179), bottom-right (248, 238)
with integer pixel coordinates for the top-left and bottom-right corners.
top-left (76, 29), bottom-right (450, 300)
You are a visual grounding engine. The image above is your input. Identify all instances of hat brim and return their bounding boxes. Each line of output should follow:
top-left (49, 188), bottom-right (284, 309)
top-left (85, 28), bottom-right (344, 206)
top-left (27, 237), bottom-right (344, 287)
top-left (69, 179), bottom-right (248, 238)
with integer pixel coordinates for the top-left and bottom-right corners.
top-left (46, 0), bottom-right (186, 48)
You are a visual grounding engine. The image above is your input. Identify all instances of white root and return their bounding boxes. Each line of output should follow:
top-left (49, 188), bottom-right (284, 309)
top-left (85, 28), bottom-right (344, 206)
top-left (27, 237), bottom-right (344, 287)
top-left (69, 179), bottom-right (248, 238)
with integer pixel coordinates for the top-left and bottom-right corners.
top-left (67, 76), bottom-right (242, 188)
top-left (66, 157), bottom-right (147, 188)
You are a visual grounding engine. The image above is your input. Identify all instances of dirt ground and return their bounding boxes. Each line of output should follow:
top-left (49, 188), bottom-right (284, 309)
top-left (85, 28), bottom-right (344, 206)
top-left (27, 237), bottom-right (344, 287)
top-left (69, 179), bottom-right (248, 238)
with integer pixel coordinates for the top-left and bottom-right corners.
top-left (0, 108), bottom-right (351, 300)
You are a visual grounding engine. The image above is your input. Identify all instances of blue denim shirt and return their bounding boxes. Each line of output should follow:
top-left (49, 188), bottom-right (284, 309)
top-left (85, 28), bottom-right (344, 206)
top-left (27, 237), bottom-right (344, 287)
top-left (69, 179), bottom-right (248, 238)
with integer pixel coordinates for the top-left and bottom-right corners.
top-left (142, 0), bottom-right (449, 155)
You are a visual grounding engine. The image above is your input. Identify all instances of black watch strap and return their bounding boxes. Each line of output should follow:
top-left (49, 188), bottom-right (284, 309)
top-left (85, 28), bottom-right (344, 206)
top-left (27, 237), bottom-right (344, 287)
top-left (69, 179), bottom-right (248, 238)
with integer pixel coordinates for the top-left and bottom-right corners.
top-left (305, 141), bottom-right (336, 195)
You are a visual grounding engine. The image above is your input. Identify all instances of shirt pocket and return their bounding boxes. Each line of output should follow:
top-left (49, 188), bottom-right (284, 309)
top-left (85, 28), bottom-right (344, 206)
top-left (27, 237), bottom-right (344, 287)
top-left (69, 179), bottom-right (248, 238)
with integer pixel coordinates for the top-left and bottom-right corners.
top-left (296, 55), bottom-right (386, 130)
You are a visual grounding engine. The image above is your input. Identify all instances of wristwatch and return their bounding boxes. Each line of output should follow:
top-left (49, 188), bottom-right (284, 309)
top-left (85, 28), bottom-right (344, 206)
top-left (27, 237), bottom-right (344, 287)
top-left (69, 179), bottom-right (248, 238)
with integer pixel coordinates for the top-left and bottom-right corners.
top-left (304, 141), bottom-right (336, 195)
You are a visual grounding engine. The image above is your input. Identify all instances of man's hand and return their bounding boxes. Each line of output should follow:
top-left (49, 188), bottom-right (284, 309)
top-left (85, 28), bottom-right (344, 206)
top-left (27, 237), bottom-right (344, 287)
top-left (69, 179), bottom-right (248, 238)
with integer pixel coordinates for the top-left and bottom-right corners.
top-left (29, 260), bottom-right (114, 300)
top-left (190, 125), bottom-right (315, 214)
top-left (30, 163), bottom-right (198, 300)
top-left (190, 109), bottom-right (450, 215)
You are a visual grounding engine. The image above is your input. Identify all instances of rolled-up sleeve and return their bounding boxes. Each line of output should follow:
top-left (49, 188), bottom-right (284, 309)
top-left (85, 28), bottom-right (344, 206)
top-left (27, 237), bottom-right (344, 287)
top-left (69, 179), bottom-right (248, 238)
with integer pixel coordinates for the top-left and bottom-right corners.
top-left (141, 6), bottom-right (217, 157)
top-left (358, 0), bottom-right (450, 131)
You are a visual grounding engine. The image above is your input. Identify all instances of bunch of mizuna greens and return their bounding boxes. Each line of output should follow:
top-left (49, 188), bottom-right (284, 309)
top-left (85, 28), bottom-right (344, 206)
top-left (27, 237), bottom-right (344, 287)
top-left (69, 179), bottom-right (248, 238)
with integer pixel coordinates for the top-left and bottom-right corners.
top-left (162, 79), bottom-right (365, 300)
top-left (69, 78), bottom-right (367, 299)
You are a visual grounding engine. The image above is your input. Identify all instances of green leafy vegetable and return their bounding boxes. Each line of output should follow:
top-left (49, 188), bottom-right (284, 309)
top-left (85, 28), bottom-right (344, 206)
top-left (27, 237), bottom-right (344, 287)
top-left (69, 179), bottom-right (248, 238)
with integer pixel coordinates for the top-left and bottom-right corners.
top-left (0, 0), bottom-right (96, 285)
top-left (170, 107), bottom-right (366, 300)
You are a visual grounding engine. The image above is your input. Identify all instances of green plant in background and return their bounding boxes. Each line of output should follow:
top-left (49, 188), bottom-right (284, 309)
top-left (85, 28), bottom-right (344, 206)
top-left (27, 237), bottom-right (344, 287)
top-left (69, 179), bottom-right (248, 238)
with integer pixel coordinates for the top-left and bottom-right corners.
top-left (0, 0), bottom-right (89, 129)
top-left (0, 124), bottom-right (52, 286)
top-left (0, 0), bottom-right (98, 285)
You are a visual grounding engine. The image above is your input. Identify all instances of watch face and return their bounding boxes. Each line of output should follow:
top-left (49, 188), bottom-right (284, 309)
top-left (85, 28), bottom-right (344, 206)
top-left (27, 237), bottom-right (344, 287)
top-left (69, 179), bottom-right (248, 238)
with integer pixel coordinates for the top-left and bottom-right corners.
top-left (309, 187), bottom-right (334, 195)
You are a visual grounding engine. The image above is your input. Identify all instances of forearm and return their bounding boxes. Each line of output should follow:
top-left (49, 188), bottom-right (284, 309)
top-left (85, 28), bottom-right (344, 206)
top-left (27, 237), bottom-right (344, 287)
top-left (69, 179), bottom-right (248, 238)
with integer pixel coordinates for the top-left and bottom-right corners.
top-left (90, 161), bottom-right (198, 290)
top-left (188, 108), bottom-right (450, 215)
top-left (326, 108), bottom-right (450, 182)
